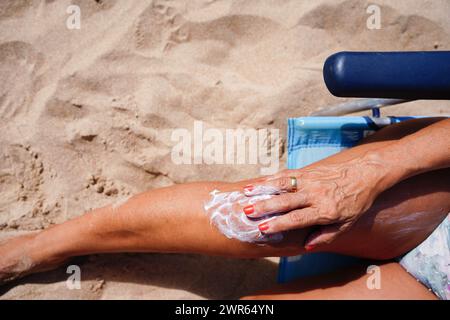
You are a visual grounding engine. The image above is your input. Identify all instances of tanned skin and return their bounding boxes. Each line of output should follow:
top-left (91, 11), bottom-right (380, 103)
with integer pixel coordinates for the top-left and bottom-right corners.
top-left (0, 118), bottom-right (448, 299)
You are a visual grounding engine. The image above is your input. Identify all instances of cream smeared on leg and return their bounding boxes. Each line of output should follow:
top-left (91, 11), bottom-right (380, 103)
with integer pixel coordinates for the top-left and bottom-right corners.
top-left (204, 186), bottom-right (283, 243)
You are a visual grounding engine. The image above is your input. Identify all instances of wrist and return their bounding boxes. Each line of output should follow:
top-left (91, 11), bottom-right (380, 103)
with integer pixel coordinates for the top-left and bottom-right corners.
top-left (360, 147), bottom-right (409, 194)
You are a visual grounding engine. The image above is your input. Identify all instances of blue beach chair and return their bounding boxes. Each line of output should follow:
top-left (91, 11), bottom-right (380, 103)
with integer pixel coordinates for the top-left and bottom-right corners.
top-left (278, 51), bottom-right (450, 283)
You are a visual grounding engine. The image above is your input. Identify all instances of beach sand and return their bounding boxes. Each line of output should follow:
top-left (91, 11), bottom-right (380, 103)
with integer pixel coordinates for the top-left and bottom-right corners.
top-left (1, 0), bottom-right (449, 299)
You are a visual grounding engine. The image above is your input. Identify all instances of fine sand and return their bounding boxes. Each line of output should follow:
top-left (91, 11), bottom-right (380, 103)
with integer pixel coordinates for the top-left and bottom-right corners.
top-left (1, 0), bottom-right (449, 299)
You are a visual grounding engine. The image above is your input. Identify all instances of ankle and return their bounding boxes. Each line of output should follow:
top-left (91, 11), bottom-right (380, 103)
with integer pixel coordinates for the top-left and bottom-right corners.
top-left (31, 229), bottom-right (70, 265)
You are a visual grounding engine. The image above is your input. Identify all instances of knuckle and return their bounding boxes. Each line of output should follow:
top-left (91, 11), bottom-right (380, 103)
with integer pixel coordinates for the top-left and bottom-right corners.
top-left (297, 192), bottom-right (308, 204)
top-left (323, 203), bottom-right (339, 217)
top-left (289, 210), bottom-right (304, 224)
top-left (255, 200), bottom-right (269, 213)
top-left (324, 213), bottom-right (337, 224)
top-left (277, 177), bottom-right (291, 190)
top-left (277, 197), bottom-right (293, 212)
top-left (318, 209), bottom-right (336, 224)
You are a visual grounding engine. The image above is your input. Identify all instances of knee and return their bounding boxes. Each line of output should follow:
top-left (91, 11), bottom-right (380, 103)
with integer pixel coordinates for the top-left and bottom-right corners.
top-left (361, 117), bottom-right (447, 143)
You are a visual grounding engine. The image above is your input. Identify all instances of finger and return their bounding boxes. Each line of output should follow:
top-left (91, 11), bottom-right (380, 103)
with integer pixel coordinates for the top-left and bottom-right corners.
top-left (257, 207), bottom-right (320, 234)
top-left (304, 222), bottom-right (352, 251)
top-left (243, 176), bottom-right (300, 196)
top-left (244, 193), bottom-right (309, 218)
top-left (304, 225), bottom-right (340, 251)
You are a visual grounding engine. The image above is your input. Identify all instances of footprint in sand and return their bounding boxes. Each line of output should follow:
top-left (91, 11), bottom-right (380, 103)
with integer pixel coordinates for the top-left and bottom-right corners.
top-left (0, 41), bottom-right (44, 120)
top-left (297, 0), bottom-right (449, 50)
top-left (0, 144), bottom-right (45, 229)
top-left (0, 0), bottom-right (33, 19)
top-left (134, 0), bottom-right (190, 55)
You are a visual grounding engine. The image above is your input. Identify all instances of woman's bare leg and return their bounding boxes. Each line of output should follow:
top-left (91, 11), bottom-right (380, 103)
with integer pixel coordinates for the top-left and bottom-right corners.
top-left (1, 118), bottom-right (449, 286)
top-left (242, 262), bottom-right (438, 300)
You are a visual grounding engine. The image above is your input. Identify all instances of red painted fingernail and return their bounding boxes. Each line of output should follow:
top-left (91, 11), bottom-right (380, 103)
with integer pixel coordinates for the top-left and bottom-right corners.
top-left (243, 205), bottom-right (254, 215)
top-left (244, 185), bottom-right (254, 193)
top-left (258, 222), bottom-right (269, 232)
top-left (305, 244), bottom-right (315, 251)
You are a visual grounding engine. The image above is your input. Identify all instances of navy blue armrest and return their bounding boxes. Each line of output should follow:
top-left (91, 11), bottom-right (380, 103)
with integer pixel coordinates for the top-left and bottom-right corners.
top-left (323, 51), bottom-right (450, 100)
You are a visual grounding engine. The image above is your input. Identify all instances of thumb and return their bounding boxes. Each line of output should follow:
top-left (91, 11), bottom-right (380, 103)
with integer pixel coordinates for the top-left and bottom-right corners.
top-left (304, 224), bottom-right (344, 251)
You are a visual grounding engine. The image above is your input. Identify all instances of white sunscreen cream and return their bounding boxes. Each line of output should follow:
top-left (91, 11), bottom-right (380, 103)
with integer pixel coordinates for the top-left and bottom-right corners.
top-left (204, 186), bottom-right (284, 243)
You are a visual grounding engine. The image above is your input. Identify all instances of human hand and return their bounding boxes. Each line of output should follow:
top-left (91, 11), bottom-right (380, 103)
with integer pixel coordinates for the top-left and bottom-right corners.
top-left (242, 156), bottom-right (388, 250)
